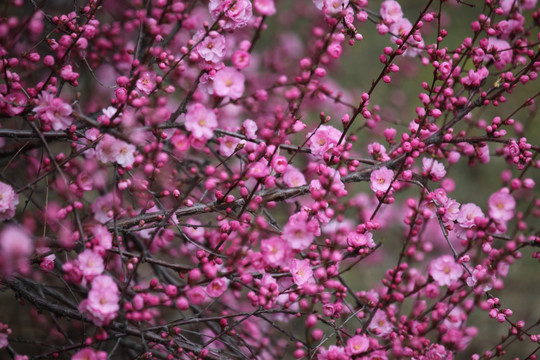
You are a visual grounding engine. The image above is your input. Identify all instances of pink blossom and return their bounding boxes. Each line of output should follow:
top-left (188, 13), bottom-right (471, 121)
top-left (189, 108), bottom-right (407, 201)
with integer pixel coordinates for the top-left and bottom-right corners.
top-left (0, 323), bottom-right (11, 349)
top-left (422, 158), bottom-right (447, 182)
top-left (77, 249), bottom-right (105, 279)
top-left (347, 231), bottom-right (375, 248)
top-left (91, 224), bottom-right (113, 250)
top-left (209, 0), bottom-right (252, 30)
top-left (91, 192), bottom-right (120, 224)
top-left (184, 103), bottom-right (217, 140)
top-left (79, 275), bottom-right (120, 326)
top-left (206, 277), bottom-right (230, 298)
top-left (0, 226), bottom-right (33, 278)
top-left (32, 91), bottom-right (73, 130)
top-left (194, 31), bottom-right (226, 64)
top-left (72, 348), bottom-right (107, 360)
top-left (231, 50), bottom-right (250, 70)
top-left (425, 343), bottom-right (453, 360)
top-left (219, 135), bottom-right (242, 157)
top-left (184, 218), bottom-right (205, 241)
top-left (429, 255), bottom-right (463, 287)
top-left (456, 203), bottom-right (484, 229)
top-left (290, 258), bottom-right (314, 287)
top-left (318, 345), bottom-right (348, 360)
top-left (95, 134), bottom-right (135, 167)
top-left (0, 181), bottom-right (18, 220)
top-left (261, 237), bottom-right (290, 267)
top-left (389, 18), bottom-right (424, 57)
top-left (461, 67), bottom-right (489, 88)
top-left (271, 155), bottom-right (288, 173)
top-left (136, 70), bottom-right (156, 95)
top-left (322, 0), bottom-right (349, 16)
top-left (247, 160), bottom-right (270, 179)
top-left (380, 0), bottom-right (403, 24)
top-left (242, 119), bottom-right (258, 139)
top-left (370, 166), bottom-right (394, 192)
top-left (283, 165), bottom-right (306, 187)
top-left (484, 38), bottom-right (513, 69)
top-left (346, 334), bottom-right (369, 355)
top-left (307, 125), bottom-right (342, 159)
top-left (2, 92), bottom-right (27, 116)
top-left (186, 286), bottom-right (207, 305)
top-left (213, 67), bottom-right (245, 100)
top-left (368, 309), bottom-right (394, 336)
top-left (282, 211), bottom-right (320, 251)
top-left (254, 0), bottom-right (276, 16)
top-left (488, 188), bottom-right (515, 223)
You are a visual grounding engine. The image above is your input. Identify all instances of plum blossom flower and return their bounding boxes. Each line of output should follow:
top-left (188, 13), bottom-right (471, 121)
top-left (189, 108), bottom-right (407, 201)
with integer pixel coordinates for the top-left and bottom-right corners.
top-left (184, 103), bottom-right (217, 140)
top-left (0, 323), bottom-right (11, 349)
top-left (283, 165), bottom-right (306, 187)
top-left (261, 237), bottom-right (290, 267)
top-left (483, 38), bottom-right (513, 70)
top-left (461, 67), bottom-right (489, 88)
top-left (456, 203), bottom-right (484, 229)
top-left (370, 167), bottom-right (394, 192)
top-left (79, 275), bottom-right (120, 326)
top-left (425, 344), bottom-right (453, 360)
top-left (32, 91), bottom-right (73, 130)
top-left (346, 334), bottom-right (369, 355)
top-left (136, 71), bottom-right (156, 95)
top-left (307, 125), bottom-right (342, 159)
top-left (347, 231), bottom-right (376, 248)
top-left (208, 0), bottom-right (252, 30)
top-left (254, 0), bottom-right (276, 16)
top-left (0, 226), bottom-right (33, 278)
top-left (72, 348), bottom-right (107, 360)
top-left (282, 211), bottom-right (320, 251)
top-left (422, 158), bottom-right (447, 182)
top-left (318, 345), bottom-right (348, 360)
top-left (488, 188), bottom-right (515, 223)
top-left (219, 135), bottom-right (242, 157)
top-left (206, 277), bottom-right (230, 298)
top-left (429, 255), bottom-right (463, 287)
top-left (2, 92), bottom-right (27, 116)
top-left (0, 181), bottom-right (18, 220)
top-left (389, 18), bottom-right (424, 57)
top-left (380, 0), bottom-right (403, 24)
top-left (290, 258), bottom-right (314, 287)
top-left (77, 249), bottom-right (105, 279)
top-left (247, 160), bottom-right (270, 179)
top-left (194, 31), bottom-right (226, 64)
top-left (369, 309), bottom-right (394, 336)
top-left (213, 67), bottom-right (245, 100)
top-left (95, 134), bottom-right (136, 168)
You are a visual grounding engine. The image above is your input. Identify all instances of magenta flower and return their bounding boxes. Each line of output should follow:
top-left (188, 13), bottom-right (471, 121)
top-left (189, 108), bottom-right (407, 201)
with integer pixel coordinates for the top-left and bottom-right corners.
top-left (206, 277), bottom-right (230, 298)
top-left (79, 275), bottom-right (120, 326)
top-left (456, 203), bottom-right (484, 229)
top-left (208, 0), bottom-right (252, 30)
top-left (0, 181), bottom-right (19, 220)
top-left (136, 70), bottom-right (157, 95)
top-left (488, 188), bottom-right (515, 223)
top-left (213, 67), bottom-right (245, 100)
top-left (219, 135), bottom-right (242, 157)
top-left (290, 258), bottom-right (314, 287)
top-left (184, 103), bottom-right (217, 140)
top-left (194, 30), bottom-right (226, 64)
top-left (347, 231), bottom-right (375, 248)
top-left (429, 255), bottom-right (463, 287)
top-left (370, 166), bottom-right (394, 192)
top-left (368, 309), bottom-right (394, 337)
top-left (72, 348), bottom-right (107, 360)
top-left (483, 38), bottom-right (513, 70)
top-left (307, 125), bottom-right (342, 159)
top-left (261, 237), bottom-right (290, 267)
top-left (422, 158), bottom-right (447, 182)
top-left (254, 0), bottom-right (276, 16)
top-left (95, 134), bottom-right (135, 168)
top-left (282, 211), bottom-right (320, 251)
top-left (32, 91), bottom-right (73, 130)
top-left (0, 226), bottom-right (33, 278)
top-left (2, 92), bottom-right (27, 116)
top-left (346, 334), bottom-right (369, 355)
top-left (318, 345), bottom-right (348, 360)
top-left (283, 165), bottom-right (306, 187)
top-left (77, 249), bottom-right (105, 279)
top-left (380, 0), bottom-right (403, 24)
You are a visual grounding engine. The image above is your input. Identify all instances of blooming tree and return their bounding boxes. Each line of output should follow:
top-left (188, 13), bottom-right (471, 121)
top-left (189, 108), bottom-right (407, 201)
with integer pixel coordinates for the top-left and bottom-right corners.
top-left (0, 0), bottom-right (539, 359)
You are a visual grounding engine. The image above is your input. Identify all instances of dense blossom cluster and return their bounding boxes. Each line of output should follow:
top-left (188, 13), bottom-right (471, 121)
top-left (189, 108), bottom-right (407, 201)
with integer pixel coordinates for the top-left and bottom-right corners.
top-left (0, 0), bottom-right (539, 359)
